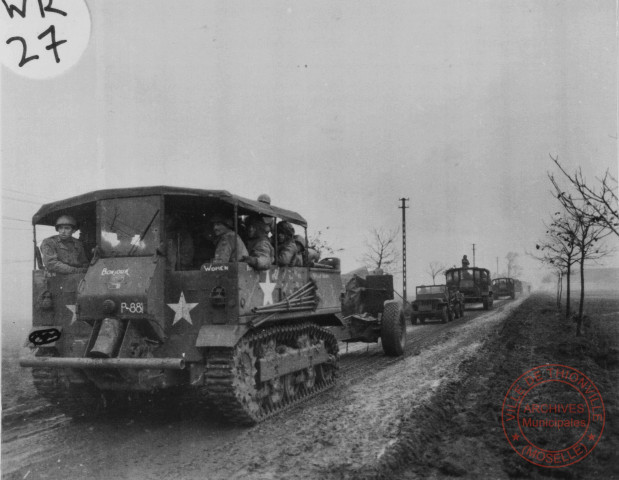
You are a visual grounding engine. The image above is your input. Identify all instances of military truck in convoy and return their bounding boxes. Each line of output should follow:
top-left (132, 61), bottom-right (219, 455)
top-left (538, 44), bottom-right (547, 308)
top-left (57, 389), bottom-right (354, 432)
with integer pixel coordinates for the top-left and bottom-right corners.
top-left (445, 266), bottom-right (494, 310)
top-left (409, 284), bottom-right (465, 324)
top-left (20, 187), bottom-right (406, 425)
top-left (492, 277), bottom-right (516, 299)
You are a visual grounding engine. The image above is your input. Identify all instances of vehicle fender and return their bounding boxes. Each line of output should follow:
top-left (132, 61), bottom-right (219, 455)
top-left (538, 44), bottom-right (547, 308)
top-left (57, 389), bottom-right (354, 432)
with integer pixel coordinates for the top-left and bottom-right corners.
top-left (195, 324), bottom-right (249, 348)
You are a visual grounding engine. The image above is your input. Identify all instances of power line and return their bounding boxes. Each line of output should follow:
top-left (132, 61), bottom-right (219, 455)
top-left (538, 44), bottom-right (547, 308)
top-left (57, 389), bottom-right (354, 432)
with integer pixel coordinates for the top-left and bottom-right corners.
top-left (3, 188), bottom-right (54, 201)
top-left (2, 195), bottom-right (41, 205)
top-left (3, 216), bottom-right (31, 223)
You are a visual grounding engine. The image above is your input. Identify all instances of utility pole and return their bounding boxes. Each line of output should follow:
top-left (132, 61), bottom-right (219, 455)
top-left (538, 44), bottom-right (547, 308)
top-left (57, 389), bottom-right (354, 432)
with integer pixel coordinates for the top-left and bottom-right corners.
top-left (472, 243), bottom-right (476, 267)
top-left (399, 198), bottom-right (409, 303)
top-left (496, 257), bottom-right (499, 276)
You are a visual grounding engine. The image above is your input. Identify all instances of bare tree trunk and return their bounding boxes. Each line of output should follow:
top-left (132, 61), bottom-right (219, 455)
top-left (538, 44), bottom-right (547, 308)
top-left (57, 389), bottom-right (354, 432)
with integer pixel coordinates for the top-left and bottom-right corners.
top-left (565, 263), bottom-right (571, 319)
top-left (576, 254), bottom-right (586, 336)
top-left (556, 272), bottom-right (563, 309)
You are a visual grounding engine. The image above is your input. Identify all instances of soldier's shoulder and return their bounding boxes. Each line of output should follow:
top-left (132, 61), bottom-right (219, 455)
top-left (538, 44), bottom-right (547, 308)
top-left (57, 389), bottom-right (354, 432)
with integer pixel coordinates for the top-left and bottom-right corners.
top-left (41, 235), bottom-right (59, 245)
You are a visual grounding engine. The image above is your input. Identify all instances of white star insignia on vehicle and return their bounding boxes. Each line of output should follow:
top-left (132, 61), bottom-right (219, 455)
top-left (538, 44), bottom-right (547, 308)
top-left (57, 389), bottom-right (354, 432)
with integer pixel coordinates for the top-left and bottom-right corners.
top-left (66, 304), bottom-right (77, 324)
top-left (259, 270), bottom-right (277, 306)
top-left (167, 292), bottom-right (198, 326)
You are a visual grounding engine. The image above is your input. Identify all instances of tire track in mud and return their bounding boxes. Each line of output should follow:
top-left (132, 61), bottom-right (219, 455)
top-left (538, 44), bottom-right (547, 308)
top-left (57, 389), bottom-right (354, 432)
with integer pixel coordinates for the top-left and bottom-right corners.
top-left (2, 300), bottom-right (513, 478)
top-left (336, 301), bottom-right (509, 386)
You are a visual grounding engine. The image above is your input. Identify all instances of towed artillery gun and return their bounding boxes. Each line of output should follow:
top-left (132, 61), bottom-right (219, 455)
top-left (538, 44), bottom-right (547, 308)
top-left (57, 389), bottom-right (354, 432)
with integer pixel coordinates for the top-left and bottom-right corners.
top-left (20, 187), bottom-right (405, 425)
top-left (410, 284), bottom-right (464, 324)
top-left (335, 271), bottom-right (407, 356)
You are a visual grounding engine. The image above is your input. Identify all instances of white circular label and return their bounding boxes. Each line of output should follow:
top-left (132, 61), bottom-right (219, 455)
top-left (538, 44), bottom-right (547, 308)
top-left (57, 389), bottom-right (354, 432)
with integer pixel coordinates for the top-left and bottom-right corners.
top-left (1, 0), bottom-right (91, 79)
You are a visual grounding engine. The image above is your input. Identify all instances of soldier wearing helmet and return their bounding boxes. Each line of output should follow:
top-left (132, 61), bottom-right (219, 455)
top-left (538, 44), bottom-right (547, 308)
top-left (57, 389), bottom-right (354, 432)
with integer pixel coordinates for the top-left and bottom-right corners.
top-left (202, 214), bottom-right (248, 267)
top-left (462, 255), bottom-right (470, 268)
top-left (40, 215), bottom-right (89, 274)
top-left (293, 234), bottom-right (320, 266)
top-left (275, 221), bottom-right (300, 267)
top-left (241, 215), bottom-right (274, 270)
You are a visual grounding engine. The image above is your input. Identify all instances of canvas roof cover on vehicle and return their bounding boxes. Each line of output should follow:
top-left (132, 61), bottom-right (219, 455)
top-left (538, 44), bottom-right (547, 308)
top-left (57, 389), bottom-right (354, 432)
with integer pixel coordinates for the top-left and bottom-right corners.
top-left (32, 186), bottom-right (307, 227)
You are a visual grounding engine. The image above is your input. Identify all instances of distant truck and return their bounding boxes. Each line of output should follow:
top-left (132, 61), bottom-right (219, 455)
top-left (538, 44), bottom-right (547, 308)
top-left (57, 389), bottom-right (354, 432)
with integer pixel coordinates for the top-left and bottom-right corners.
top-left (410, 284), bottom-right (465, 324)
top-left (445, 267), bottom-right (494, 310)
top-left (492, 277), bottom-right (516, 299)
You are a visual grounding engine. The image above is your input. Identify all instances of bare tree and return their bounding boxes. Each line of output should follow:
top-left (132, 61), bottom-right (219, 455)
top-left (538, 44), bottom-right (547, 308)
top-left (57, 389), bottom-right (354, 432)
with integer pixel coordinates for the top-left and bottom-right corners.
top-left (308, 228), bottom-right (343, 256)
top-left (505, 252), bottom-right (522, 278)
top-left (534, 212), bottom-right (579, 318)
top-left (548, 169), bottom-right (614, 334)
top-left (425, 261), bottom-right (446, 285)
top-left (550, 155), bottom-right (619, 237)
top-left (359, 227), bottom-right (400, 274)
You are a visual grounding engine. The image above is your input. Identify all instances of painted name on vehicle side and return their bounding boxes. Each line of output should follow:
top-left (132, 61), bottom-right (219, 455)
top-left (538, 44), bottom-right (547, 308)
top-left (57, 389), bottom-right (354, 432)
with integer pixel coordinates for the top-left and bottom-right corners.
top-left (101, 268), bottom-right (130, 276)
top-left (202, 265), bottom-right (229, 272)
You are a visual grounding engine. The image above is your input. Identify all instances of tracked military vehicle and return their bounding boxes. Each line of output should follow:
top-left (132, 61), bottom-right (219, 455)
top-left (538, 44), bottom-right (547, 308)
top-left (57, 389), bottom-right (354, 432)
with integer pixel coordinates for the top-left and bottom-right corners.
top-left (20, 187), bottom-right (405, 425)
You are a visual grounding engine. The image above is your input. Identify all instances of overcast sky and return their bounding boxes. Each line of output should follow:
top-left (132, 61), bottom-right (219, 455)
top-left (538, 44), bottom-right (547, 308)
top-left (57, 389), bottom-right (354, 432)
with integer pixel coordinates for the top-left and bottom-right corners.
top-left (2, 0), bottom-right (618, 329)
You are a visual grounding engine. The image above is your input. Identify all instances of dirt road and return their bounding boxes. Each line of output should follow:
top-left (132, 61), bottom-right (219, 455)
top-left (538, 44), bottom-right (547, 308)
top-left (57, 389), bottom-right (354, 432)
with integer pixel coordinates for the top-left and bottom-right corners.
top-left (2, 299), bottom-right (521, 480)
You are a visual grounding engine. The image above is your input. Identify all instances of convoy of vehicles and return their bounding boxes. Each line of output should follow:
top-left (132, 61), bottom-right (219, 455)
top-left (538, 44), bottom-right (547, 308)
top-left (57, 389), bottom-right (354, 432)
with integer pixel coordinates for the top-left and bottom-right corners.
top-left (19, 187), bottom-right (405, 425)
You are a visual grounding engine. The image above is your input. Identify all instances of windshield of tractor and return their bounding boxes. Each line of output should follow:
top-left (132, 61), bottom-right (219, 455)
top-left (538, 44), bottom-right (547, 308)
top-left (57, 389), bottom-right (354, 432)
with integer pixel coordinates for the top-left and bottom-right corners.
top-left (99, 196), bottom-right (161, 257)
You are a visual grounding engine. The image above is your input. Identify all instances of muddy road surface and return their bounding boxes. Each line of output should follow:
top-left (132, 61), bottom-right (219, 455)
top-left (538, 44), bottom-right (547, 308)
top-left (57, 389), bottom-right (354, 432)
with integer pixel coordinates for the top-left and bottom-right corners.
top-left (2, 299), bottom-right (522, 480)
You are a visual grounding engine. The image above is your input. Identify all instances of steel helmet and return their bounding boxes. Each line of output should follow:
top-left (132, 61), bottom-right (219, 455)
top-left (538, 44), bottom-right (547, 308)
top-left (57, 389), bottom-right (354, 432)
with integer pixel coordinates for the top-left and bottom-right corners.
top-left (211, 214), bottom-right (234, 229)
top-left (277, 221), bottom-right (295, 238)
top-left (55, 215), bottom-right (77, 231)
top-left (293, 234), bottom-right (306, 251)
top-left (247, 214), bottom-right (271, 233)
top-left (257, 194), bottom-right (271, 205)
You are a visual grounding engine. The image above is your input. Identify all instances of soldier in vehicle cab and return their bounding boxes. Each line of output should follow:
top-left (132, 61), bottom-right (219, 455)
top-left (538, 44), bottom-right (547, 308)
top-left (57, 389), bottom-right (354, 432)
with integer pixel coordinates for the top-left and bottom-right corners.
top-left (202, 214), bottom-right (248, 267)
top-left (241, 214), bottom-right (274, 270)
top-left (40, 215), bottom-right (89, 275)
top-left (275, 220), bottom-right (301, 267)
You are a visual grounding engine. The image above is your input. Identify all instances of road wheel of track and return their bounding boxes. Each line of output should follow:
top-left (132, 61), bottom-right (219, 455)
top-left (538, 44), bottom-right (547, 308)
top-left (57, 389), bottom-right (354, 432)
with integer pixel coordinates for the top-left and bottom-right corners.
top-left (381, 300), bottom-right (406, 357)
top-left (231, 340), bottom-right (261, 418)
top-left (265, 377), bottom-right (284, 409)
top-left (302, 366), bottom-right (317, 391)
top-left (282, 373), bottom-right (299, 400)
